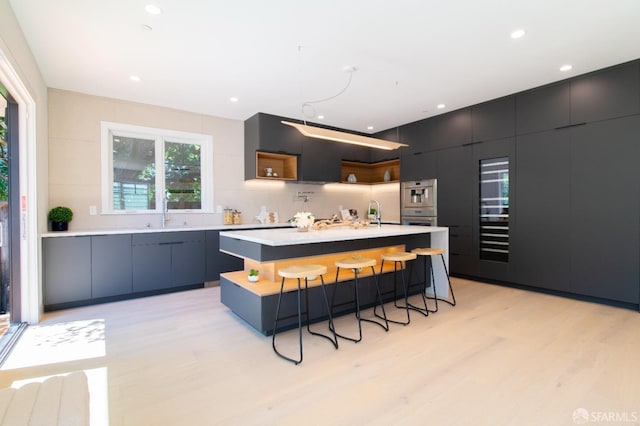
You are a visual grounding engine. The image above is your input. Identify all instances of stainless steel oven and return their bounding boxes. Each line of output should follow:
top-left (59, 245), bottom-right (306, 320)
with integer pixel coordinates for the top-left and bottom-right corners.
top-left (401, 179), bottom-right (437, 225)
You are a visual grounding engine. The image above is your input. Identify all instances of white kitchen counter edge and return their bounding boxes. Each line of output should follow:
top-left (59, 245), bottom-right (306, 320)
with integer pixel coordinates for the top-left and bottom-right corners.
top-left (220, 225), bottom-right (449, 247)
top-left (41, 222), bottom-right (291, 238)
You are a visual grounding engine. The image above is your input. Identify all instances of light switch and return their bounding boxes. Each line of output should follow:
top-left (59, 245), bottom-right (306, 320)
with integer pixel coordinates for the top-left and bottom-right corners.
top-left (89, 205), bottom-right (97, 215)
top-left (216, 205), bottom-right (222, 213)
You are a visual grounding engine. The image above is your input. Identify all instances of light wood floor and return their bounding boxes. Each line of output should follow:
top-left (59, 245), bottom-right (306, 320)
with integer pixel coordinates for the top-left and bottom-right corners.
top-left (1, 278), bottom-right (639, 425)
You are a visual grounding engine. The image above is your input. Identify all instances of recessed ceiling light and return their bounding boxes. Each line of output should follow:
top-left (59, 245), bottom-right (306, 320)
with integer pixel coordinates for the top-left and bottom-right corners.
top-left (141, 24), bottom-right (153, 31)
top-left (145, 4), bottom-right (162, 15)
top-left (229, 97), bottom-right (239, 103)
top-left (317, 115), bottom-right (324, 120)
top-left (130, 75), bottom-right (141, 82)
top-left (437, 104), bottom-right (446, 109)
top-left (367, 126), bottom-right (374, 130)
top-left (560, 64), bottom-right (573, 72)
top-left (511, 29), bottom-right (525, 39)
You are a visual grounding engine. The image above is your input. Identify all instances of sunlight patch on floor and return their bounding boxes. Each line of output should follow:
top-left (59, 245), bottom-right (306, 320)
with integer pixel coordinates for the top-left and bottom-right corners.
top-left (1, 319), bottom-right (105, 370)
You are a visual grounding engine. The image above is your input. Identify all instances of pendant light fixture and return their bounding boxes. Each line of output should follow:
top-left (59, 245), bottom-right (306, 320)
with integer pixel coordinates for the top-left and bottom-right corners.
top-left (281, 121), bottom-right (407, 150)
top-left (286, 60), bottom-right (407, 150)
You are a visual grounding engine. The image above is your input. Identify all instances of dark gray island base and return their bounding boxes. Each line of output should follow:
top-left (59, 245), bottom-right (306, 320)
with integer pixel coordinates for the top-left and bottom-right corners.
top-left (219, 225), bottom-right (449, 335)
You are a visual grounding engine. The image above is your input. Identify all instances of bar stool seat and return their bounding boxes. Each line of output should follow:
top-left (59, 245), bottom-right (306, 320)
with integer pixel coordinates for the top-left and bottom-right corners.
top-left (411, 247), bottom-right (456, 313)
top-left (331, 257), bottom-right (389, 343)
top-left (272, 264), bottom-right (338, 365)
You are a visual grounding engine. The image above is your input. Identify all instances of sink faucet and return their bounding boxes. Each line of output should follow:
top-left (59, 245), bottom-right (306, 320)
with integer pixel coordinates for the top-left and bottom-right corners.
top-left (162, 192), bottom-right (170, 228)
top-left (368, 200), bottom-right (381, 228)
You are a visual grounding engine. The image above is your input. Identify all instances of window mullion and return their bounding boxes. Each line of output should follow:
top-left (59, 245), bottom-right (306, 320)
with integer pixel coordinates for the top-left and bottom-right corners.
top-left (155, 136), bottom-right (165, 212)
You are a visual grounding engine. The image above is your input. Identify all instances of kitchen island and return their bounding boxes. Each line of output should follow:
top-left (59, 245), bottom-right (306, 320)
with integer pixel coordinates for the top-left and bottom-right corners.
top-left (219, 225), bottom-right (449, 334)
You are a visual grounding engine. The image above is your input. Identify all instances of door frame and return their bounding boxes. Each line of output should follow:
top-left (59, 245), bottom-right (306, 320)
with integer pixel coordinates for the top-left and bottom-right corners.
top-left (0, 47), bottom-right (40, 324)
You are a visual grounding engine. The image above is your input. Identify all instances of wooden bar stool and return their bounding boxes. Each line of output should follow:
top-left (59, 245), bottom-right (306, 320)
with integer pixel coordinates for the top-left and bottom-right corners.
top-left (330, 257), bottom-right (389, 343)
top-left (374, 251), bottom-right (419, 325)
top-left (411, 247), bottom-right (456, 313)
top-left (272, 264), bottom-right (338, 365)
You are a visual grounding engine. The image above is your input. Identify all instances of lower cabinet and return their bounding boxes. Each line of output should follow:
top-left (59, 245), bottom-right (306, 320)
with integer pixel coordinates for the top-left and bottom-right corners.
top-left (205, 231), bottom-right (243, 281)
top-left (92, 234), bottom-right (133, 298)
top-left (132, 232), bottom-right (205, 293)
top-left (44, 231), bottom-right (208, 310)
top-left (43, 236), bottom-right (92, 306)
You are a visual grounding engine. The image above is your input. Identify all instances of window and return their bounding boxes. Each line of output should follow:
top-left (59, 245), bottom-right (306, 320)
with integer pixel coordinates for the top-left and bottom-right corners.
top-left (101, 122), bottom-right (212, 213)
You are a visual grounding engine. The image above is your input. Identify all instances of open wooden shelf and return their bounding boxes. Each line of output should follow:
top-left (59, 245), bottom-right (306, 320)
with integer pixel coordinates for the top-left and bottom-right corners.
top-left (256, 151), bottom-right (298, 180)
top-left (222, 244), bottom-right (406, 297)
top-left (341, 159), bottom-right (400, 184)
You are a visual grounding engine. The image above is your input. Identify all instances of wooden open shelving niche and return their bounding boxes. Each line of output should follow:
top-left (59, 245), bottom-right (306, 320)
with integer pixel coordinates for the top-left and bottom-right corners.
top-left (341, 159), bottom-right (400, 184)
top-left (255, 151), bottom-right (298, 180)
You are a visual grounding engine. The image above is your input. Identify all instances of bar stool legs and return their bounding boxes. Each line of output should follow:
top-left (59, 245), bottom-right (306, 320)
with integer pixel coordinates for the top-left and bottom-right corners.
top-left (330, 259), bottom-right (389, 343)
top-left (272, 265), bottom-right (338, 365)
top-left (375, 257), bottom-right (412, 325)
top-left (411, 248), bottom-right (456, 313)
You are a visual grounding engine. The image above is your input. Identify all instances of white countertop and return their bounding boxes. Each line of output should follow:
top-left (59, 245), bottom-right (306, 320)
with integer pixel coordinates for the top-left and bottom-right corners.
top-left (41, 222), bottom-right (290, 238)
top-left (220, 224), bottom-right (448, 247)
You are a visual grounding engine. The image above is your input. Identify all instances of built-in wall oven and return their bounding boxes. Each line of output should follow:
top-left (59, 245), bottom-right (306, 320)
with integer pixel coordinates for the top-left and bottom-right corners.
top-left (401, 179), bottom-right (437, 226)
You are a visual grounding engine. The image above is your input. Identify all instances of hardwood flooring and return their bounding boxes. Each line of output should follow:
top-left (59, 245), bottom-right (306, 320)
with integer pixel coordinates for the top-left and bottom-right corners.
top-left (1, 278), bottom-right (639, 425)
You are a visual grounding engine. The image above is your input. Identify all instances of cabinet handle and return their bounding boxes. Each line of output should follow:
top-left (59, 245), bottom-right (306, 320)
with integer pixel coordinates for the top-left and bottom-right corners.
top-left (159, 241), bottom-right (185, 246)
top-left (554, 122), bottom-right (587, 130)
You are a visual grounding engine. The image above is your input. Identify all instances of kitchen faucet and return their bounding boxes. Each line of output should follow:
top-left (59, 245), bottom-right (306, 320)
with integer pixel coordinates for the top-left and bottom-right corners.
top-left (162, 192), bottom-right (170, 228)
top-left (368, 200), bottom-right (381, 228)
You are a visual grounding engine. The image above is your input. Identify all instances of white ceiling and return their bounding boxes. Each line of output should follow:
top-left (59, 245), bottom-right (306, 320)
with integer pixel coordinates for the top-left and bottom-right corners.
top-left (9, 0), bottom-right (640, 133)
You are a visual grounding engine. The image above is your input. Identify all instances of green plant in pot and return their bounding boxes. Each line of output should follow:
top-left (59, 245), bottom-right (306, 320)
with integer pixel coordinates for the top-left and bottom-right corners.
top-left (48, 206), bottom-right (73, 232)
top-left (248, 268), bottom-right (259, 282)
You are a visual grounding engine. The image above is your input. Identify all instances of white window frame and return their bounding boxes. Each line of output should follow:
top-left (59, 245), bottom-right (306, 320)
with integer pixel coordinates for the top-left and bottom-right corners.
top-left (101, 121), bottom-right (213, 214)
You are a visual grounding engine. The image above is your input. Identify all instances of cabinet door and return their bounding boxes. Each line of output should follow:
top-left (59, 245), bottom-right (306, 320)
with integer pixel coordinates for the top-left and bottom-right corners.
top-left (43, 237), bottom-right (92, 306)
top-left (205, 231), bottom-right (243, 281)
top-left (571, 61), bottom-right (640, 124)
top-left (516, 82), bottom-right (571, 135)
top-left (91, 234), bottom-right (133, 298)
top-left (512, 129), bottom-right (571, 292)
top-left (400, 151), bottom-right (436, 181)
top-left (300, 139), bottom-right (341, 182)
top-left (399, 120), bottom-right (429, 154)
top-left (255, 113), bottom-right (302, 154)
top-left (171, 232), bottom-right (206, 286)
top-left (132, 235), bottom-right (172, 292)
top-left (472, 97), bottom-right (515, 142)
top-left (436, 146), bottom-right (473, 274)
top-left (570, 116), bottom-right (640, 303)
top-left (426, 108), bottom-right (473, 150)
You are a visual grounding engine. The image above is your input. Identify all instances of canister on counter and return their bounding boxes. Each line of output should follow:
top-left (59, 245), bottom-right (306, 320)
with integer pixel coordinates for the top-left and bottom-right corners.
top-left (224, 208), bottom-right (234, 225)
top-left (233, 211), bottom-right (242, 224)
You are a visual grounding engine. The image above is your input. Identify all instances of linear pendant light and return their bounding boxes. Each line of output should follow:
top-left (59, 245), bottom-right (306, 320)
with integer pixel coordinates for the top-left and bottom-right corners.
top-left (281, 121), bottom-right (408, 150)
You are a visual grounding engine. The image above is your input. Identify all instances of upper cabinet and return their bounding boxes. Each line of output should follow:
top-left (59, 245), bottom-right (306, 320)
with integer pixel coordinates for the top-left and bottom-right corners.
top-left (399, 109), bottom-right (472, 153)
top-left (516, 82), bottom-right (571, 135)
top-left (244, 113), bottom-right (302, 154)
top-left (472, 96), bottom-right (515, 142)
top-left (570, 61), bottom-right (640, 124)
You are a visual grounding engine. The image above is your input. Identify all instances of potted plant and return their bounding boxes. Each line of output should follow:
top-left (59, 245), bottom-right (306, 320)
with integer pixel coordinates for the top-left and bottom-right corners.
top-left (248, 268), bottom-right (259, 282)
top-left (48, 206), bottom-right (73, 231)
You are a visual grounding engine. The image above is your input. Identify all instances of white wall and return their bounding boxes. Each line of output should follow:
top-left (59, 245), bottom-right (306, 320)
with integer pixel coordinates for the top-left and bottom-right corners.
top-left (48, 89), bottom-right (399, 230)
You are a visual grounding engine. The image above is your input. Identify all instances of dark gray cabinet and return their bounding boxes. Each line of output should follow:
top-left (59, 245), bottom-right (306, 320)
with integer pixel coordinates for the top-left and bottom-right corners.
top-left (205, 231), bottom-right (243, 281)
top-left (43, 236), bottom-right (91, 306)
top-left (570, 116), bottom-right (640, 303)
top-left (91, 234), bottom-right (132, 298)
top-left (512, 129), bottom-right (571, 292)
top-left (425, 108), bottom-right (473, 150)
top-left (300, 139), bottom-right (342, 182)
top-left (132, 231), bottom-right (205, 292)
top-left (244, 112), bottom-right (302, 155)
top-left (570, 61), bottom-right (640, 124)
top-left (400, 150), bottom-right (436, 181)
top-left (436, 146), bottom-right (473, 275)
top-left (516, 82), bottom-right (571, 135)
top-left (472, 97), bottom-right (515, 142)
